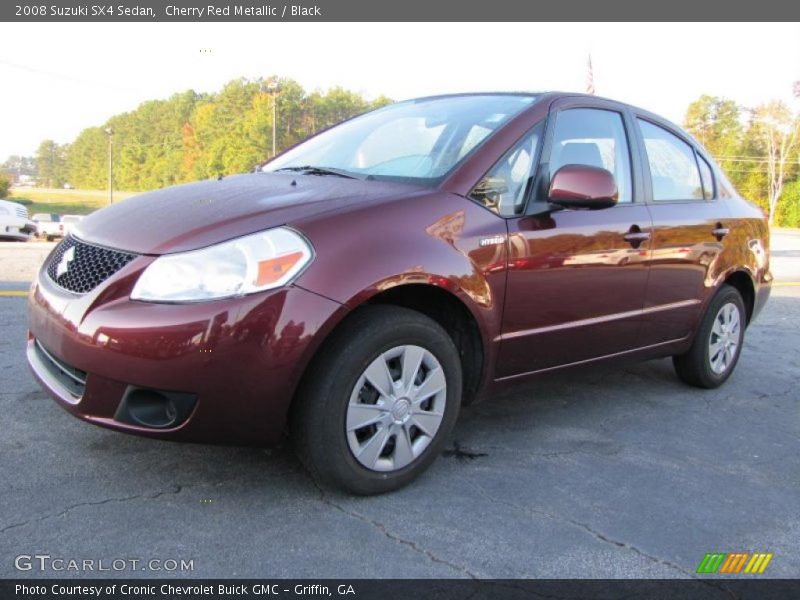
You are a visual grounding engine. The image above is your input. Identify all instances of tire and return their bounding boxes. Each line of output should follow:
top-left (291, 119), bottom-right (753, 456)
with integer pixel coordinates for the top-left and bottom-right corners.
top-left (291, 305), bottom-right (462, 495)
top-left (673, 284), bottom-right (746, 389)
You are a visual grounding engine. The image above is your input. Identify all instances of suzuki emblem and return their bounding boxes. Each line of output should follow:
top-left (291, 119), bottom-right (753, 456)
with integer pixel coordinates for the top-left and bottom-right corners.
top-left (56, 246), bottom-right (76, 278)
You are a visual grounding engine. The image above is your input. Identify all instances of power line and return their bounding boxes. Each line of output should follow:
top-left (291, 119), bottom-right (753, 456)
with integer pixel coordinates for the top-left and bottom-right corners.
top-left (716, 157), bottom-right (800, 165)
top-left (0, 57), bottom-right (137, 93)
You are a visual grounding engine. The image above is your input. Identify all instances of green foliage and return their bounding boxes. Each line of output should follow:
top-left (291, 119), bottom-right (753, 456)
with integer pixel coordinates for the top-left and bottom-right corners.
top-left (684, 95), bottom-right (800, 227)
top-left (36, 140), bottom-right (69, 187)
top-left (2, 155), bottom-right (36, 176)
top-left (31, 77), bottom-right (392, 193)
top-left (66, 128), bottom-right (108, 189)
top-left (776, 180), bottom-right (800, 227)
top-left (0, 174), bottom-right (10, 198)
top-left (684, 95), bottom-right (742, 157)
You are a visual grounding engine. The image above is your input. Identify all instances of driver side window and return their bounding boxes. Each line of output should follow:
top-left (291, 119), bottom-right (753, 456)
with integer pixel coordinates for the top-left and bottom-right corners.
top-left (470, 124), bottom-right (542, 217)
top-left (549, 108), bottom-right (633, 203)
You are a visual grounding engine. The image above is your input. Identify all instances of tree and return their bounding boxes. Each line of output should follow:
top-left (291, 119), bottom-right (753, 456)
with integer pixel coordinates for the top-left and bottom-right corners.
top-left (2, 155), bottom-right (36, 178)
top-left (0, 174), bottom-right (10, 198)
top-left (66, 128), bottom-right (108, 189)
top-left (31, 76), bottom-right (394, 191)
top-left (748, 101), bottom-right (799, 225)
top-left (775, 179), bottom-right (800, 227)
top-left (35, 140), bottom-right (68, 188)
top-left (683, 95), bottom-right (742, 158)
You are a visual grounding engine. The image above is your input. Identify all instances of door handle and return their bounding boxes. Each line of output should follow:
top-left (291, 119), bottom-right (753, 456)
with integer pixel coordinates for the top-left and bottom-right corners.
top-left (712, 224), bottom-right (730, 240)
top-left (623, 226), bottom-right (651, 247)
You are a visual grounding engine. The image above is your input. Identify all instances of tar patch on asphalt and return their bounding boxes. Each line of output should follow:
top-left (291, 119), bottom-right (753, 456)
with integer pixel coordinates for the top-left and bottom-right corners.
top-left (442, 441), bottom-right (488, 461)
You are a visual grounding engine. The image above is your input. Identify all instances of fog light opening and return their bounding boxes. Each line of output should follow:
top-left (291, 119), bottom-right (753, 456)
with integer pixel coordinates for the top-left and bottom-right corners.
top-left (114, 387), bottom-right (197, 430)
top-left (127, 389), bottom-right (178, 428)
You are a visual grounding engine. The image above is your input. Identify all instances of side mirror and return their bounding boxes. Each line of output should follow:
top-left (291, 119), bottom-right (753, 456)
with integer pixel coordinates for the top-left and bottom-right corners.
top-left (548, 165), bottom-right (618, 210)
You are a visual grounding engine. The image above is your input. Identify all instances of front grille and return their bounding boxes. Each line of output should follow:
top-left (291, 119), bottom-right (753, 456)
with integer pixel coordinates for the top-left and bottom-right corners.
top-left (47, 235), bottom-right (138, 294)
top-left (15, 205), bottom-right (27, 218)
top-left (33, 340), bottom-right (86, 398)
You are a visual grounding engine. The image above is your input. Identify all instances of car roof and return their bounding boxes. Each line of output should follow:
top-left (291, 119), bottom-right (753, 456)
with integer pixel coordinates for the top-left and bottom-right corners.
top-left (405, 91), bottom-right (543, 102)
top-left (404, 91), bottom-right (672, 124)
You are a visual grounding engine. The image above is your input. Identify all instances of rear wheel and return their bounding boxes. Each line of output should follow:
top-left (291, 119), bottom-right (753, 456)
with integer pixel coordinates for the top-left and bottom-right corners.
top-left (673, 284), bottom-right (746, 389)
top-left (291, 305), bottom-right (462, 495)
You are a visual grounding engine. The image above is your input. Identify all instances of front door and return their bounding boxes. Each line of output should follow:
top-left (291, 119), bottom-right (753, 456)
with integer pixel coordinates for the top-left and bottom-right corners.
top-left (497, 103), bottom-right (652, 378)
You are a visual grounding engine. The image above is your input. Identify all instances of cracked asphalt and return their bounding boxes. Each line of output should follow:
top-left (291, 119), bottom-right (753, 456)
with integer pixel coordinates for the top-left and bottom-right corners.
top-left (0, 232), bottom-right (798, 579)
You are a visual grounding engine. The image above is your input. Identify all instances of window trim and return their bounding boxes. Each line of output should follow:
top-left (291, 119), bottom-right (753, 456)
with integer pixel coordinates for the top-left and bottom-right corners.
top-left (633, 115), bottom-right (719, 205)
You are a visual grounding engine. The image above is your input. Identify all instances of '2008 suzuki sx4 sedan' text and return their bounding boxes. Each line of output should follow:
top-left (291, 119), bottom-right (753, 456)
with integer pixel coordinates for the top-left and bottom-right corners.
top-left (27, 93), bottom-right (771, 494)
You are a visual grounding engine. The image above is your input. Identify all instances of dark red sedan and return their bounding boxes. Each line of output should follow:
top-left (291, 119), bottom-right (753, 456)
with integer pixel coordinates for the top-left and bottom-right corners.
top-left (27, 93), bottom-right (771, 494)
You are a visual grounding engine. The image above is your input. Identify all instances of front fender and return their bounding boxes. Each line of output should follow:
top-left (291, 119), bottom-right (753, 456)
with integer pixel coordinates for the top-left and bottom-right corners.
top-left (292, 191), bottom-right (509, 368)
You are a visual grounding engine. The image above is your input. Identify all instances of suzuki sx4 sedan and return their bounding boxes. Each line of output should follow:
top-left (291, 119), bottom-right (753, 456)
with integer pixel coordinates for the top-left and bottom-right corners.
top-left (27, 93), bottom-right (771, 494)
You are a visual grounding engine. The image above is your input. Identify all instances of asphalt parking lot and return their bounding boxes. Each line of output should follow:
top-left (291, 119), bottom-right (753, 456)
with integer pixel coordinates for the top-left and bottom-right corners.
top-left (0, 232), bottom-right (798, 579)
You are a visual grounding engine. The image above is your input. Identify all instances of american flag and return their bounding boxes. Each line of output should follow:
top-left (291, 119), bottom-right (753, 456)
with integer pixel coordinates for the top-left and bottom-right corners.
top-left (794, 81), bottom-right (800, 98)
top-left (586, 55), bottom-right (595, 95)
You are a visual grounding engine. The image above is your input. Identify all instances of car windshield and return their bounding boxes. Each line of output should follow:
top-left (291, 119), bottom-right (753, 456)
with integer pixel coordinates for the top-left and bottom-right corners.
top-left (263, 94), bottom-right (537, 185)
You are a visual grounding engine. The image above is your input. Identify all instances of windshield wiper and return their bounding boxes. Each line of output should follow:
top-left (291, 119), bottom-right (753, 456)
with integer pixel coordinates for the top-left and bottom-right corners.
top-left (274, 166), bottom-right (362, 179)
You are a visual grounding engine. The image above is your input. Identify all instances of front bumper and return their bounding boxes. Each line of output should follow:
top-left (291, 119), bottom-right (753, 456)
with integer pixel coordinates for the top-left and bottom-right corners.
top-left (27, 256), bottom-right (346, 445)
top-left (1, 218), bottom-right (36, 241)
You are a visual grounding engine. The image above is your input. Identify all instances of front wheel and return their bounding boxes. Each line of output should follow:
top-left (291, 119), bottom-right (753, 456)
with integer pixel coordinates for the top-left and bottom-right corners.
top-left (291, 305), bottom-right (462, 495)
top-left (673, 284), bottom-right (746, 389)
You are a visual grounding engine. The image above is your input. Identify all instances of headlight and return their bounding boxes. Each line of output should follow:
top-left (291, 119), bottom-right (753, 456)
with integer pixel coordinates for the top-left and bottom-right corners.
top-left (131, 227), bottom-right (313, 302)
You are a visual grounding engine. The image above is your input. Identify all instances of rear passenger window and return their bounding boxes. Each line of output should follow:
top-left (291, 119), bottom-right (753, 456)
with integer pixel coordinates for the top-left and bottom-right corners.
top-left (697, 154), bottom-right (714, 200)
top-left (638, 120), bottom-right (704, 201)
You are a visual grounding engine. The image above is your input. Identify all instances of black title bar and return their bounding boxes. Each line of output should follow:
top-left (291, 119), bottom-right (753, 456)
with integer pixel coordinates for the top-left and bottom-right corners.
top-left (3, 0), bottom-right (800, 21)
top-left (4, 579), bottom-right (800, 600)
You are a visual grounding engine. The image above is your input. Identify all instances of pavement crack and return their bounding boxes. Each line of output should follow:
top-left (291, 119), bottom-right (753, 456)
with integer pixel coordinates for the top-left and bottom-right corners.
top-left (755, 387), bottom-right (794, 400)
top-left (0, 485), bottom-right (184, 535)
top-left (304, 471), bottom-right (478, 579)
top-left (458, 476), bottom-right (740, 598)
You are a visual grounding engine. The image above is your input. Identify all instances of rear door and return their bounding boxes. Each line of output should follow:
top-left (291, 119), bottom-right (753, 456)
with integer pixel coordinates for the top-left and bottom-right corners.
top-left (496, 98), bottom-right (653, 378)
top-left (632, 116), bottom-right (729, 345)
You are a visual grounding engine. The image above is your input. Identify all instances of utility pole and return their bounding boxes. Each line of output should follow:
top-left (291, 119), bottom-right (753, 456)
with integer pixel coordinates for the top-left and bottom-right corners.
top-left (104, 128), bottom-right (113, 205)
top-left (49, 144), bottom-right (54, 188)
top-left (265, 80), bottom-right (280, 157)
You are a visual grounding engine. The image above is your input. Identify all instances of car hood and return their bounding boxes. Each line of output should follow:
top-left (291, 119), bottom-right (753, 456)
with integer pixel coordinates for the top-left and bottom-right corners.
top-left (74, 173), bottom-right (424, 255)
